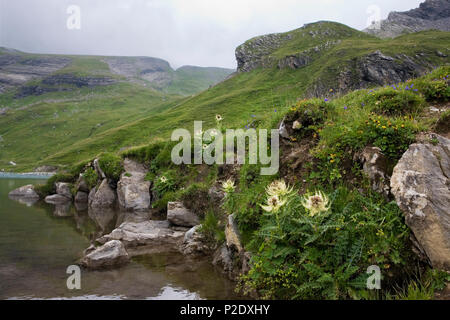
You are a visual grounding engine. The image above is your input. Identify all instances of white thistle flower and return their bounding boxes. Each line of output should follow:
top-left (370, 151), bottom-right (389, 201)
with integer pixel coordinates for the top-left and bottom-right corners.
top-left (301, 191), bottom-right (330, 216)
top-left (260, 195), bottom-right (287, 213)
top-left (266, 180), bottom-right (294, 198)
top-left (222, 179), bottom-right (235, 194)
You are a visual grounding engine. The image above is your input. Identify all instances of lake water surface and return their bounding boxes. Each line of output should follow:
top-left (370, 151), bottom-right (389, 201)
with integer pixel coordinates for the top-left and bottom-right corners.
top-left (0, 177), bottom-right (239, 300)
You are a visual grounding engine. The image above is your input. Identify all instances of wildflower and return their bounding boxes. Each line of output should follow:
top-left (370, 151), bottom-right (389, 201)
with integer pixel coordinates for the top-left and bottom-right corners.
top-left (344, 106), bottom-right (348, 110)
top-left (401, 124), bottom-right (405, 128)
top-left (292, 120), bottom-right (302, 130)
top-left (222, 179), bottom-right (235, 194)
top-left (266, 180), bottom-right (294, 198)
top-left (301, 191), bottom-right (330, 217)
top-left (329, 89), bottom-right (334, 92)
top-left (382, 126), bottom-right (387, 129)
top-left (215, 114), bottom-right (223, 122)
top-left (260, 194), bottom-right (287, 213)
top-left (330, 159), bottom-right (335, 163)
top-left (324, 98), bottom-right (329, 102)
top-left (159, 176), bottom-right (168, 183)
top-left (202, 144), bottom-right (208, 150)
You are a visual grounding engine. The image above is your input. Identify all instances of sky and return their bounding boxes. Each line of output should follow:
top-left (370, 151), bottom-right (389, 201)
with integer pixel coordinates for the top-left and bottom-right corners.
top-left (0, 0), bottom-right (424, 69)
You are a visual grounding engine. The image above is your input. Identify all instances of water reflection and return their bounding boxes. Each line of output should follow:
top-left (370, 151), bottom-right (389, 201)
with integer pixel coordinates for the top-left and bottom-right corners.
top-left (0, 178), bottom-right (241, 300)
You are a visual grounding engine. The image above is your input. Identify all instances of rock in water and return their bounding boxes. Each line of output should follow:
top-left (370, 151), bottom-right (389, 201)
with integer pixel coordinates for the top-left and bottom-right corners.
top-left (167, 202), bottom-right (200, 227)
top-left (117, 158), bottom-right (151, 211)
top-left (81, 240), bottom-right (129, 269)
top-left (97, 220), bottom-right (185, 249)
top-left (180, 225), bottom-right (212, 256)
top-left (75, 191), bottom-right (88, 204)
top-left (8, 185), bottom-right (40, 199)
top-left (45, 194), bottom-right (71, 204)
top-left (56, 182), bottom-right (72, 200)
top-left (391, 134), bottom-right (450, 270)
top-left (89, 179), bottom-right (117, 209)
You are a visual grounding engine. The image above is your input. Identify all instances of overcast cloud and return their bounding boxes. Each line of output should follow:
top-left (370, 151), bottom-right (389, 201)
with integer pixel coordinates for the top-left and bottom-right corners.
top-left (0, 0), bottom-right (423, 69)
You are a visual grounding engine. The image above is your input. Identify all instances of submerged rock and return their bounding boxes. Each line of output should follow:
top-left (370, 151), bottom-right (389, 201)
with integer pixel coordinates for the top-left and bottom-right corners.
top-left (167, 202), bottom-right (200, 227)
top-left (81, 240), bottom-right (129, 270)
top-left (391, 134), bottom-right (450, 271)
top-left (75, 191), bottom-right (88, 204)
top-left (97, 220), bottom-right (185, 249)
top-left (117, 158), bottom-right (151, 211)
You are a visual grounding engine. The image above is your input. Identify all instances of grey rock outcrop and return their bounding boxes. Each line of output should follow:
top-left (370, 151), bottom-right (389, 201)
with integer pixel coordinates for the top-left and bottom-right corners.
top-left (167, 202), bottom-right (200, 227)
top-left (357, 146), bottom-right (390, 197)
top-left (391, 134), bottom-right (450, 270)
top-left (97, 220), bottom-right (185, 249)
top-left (80, 240), bottom-right (130, 269)
top-left (45, 194), bottom-right (71, 204)
top-left (364, 0), bottom-right (450, 38)
top-left (56, 182), bottom-right (72, 200)
top-left (75, 191), bottom-right (88, 204)
top-left (180, 225), bottom-right (212, 256)
top-left (117, 158), bottom-right (151, 211)
top-left (89, 179), bottom-right (116, 209)
top-left (225, 214), bottom-right (243, 253)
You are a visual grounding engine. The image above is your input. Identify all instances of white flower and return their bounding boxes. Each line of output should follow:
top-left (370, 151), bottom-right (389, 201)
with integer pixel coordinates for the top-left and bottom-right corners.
top-left (260, 195), bottom-right (287, 213)
top-left (266, 180), bottom-right (294, 198)
top-left (301, 191), bottom-right (330, 216)
top-left (215, 114), bottom-right (223, 122)
top-left (292, 120), bottom-right (302, 130)
top-left (159, 176), bottom-right (168, 183)
top-left (222, 179), bottom-right (235, 194)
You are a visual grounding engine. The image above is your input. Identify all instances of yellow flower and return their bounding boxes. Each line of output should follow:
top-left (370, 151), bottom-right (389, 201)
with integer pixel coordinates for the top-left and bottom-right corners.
top-left (221, 179), bottom-right (235, 194)
top-left (382, 126), bottom-right (387, 129)
top-left (301, 191), bottom-right (330, 217)
top-left (330, 159), bottom-right (335, 163)
top-left (260, 195), bottom-right (287, 213)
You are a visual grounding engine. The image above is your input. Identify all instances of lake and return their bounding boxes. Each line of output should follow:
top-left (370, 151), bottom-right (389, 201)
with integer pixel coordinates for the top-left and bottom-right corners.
top-left (0, 177), bottom-right (239, 300)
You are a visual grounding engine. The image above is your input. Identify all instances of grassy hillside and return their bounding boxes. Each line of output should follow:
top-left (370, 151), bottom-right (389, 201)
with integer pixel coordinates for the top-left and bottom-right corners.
top-left (0, 22), bottom-right (449, 171)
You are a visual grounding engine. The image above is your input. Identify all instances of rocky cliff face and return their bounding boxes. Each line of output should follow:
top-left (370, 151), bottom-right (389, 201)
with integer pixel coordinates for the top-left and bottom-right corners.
top-left (364, 0), bottom-right (450, 38)
top-left (0, 51), bottom-right (71, 93)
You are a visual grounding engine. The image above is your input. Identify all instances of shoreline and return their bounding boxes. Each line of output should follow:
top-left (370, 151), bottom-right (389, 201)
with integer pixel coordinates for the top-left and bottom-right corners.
top-left (0, 172), bottom-right (55, 179)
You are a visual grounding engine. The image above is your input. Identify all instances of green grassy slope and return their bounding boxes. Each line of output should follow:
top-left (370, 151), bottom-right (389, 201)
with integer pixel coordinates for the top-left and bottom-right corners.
top-left (1, 22), bottom-right (449, 171)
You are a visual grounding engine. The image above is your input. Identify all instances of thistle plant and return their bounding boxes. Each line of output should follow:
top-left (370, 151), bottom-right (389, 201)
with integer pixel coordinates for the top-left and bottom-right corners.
top-left (301, 190), bottom-right (330, 217)
top-left (222, 178), bottom-right (235, 194)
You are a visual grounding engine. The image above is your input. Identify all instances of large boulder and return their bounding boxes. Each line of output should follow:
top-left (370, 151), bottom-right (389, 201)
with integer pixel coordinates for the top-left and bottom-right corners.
top-left (89, 179), bottom-right (117, 209)
top-left (97, 220), bottom-right (185, 250)
top-left (56, 182), bottom-right (72, 200)
top-left (391, 134), bottom-right (450, 270)
top-left (76, 176), bottom-right (90, 193)
top-left (167, 202), bottom-right (200, 227)
top-left (45, 194), bottom-right (71, 204)
top-left (8, 184), bottom-right (40, 199)
top-left (117, 158), bottom-right (151, 211)
top-left (80, 240), bottom-right (129, 269)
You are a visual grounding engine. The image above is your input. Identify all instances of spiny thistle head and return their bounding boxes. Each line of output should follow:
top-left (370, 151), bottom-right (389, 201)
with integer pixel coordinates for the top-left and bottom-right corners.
top-left (222, 179), bottom-right (235, 194)
top-left (159, 176), bottom-right (168, 184)
top-left (266, 180), bottom-right (294, 198)
top-left (301, 191), bottom-right (330, 216)
top-left (260, 195), bottom-right (287, 213)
